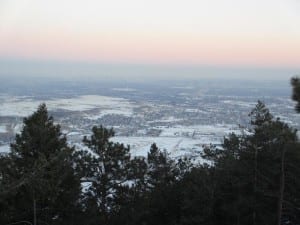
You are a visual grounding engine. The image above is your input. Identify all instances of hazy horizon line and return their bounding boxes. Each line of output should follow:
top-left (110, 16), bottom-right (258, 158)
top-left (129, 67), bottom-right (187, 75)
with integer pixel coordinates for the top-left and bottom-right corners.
top-left (0, 58), bottom-right (299, 82)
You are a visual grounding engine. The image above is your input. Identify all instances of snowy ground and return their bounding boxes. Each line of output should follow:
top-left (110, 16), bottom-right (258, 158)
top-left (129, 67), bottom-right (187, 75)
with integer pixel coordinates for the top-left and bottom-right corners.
top-left (112, 136), bottom-right (211, 163)
top-left (0, 125), bottom-right (7, 133)
top-left (0, 94), bottom-right (242, 162)
top-left (0, 145), bottom-right (10, 153)
top-left (0, 95), bottom-right (135, 117)
top-left (0, 92), bottom-right (283, 162)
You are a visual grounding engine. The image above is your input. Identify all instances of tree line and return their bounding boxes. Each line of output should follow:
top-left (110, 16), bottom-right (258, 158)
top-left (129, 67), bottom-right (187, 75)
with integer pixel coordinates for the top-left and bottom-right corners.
top-left (0, 79), bottom-right (300, 225)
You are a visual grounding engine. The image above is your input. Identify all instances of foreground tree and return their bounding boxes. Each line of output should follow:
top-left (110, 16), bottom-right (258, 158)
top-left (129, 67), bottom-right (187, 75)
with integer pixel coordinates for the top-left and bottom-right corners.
top-left (0, 104), bottom-right (82, 225)
top-left (81, 126), bottom-right (133, 225)
top-left (249, 102), bottom-right (298, 225)
top-left (291, 77), bottom-right (300, 112)
top-left (202, 101), bottom-right (300, 225)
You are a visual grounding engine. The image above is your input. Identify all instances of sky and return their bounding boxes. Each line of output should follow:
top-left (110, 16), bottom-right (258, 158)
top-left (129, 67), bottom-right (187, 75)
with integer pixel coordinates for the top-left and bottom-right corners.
top-left (0, 0), bottom-right (300, 79)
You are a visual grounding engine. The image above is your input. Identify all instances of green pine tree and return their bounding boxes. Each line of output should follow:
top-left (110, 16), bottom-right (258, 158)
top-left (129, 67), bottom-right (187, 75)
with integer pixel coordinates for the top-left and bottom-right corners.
top-left (0, 104), bottom-right (82, 225)
top-left (291, 77), bottom-right (300, 112)
top-left (81, 125), bottom-right (132, 225)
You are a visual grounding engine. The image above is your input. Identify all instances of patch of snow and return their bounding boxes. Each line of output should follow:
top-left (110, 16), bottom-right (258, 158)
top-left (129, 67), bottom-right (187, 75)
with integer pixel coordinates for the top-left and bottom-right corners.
top-left (159, 124), bottom-right (240, 138)
top-left (85, 109), bottom-right (133, 120)
top-left (222, 100), bottom-right (257, 107)
top-left (47, 95), bottom-right (133, 112)
top-left (152, 116), bottom-right (182, 123)
top-left (0, 125), bottom-right (7, 133)
top-left (81, 182), bottom-right (92, 193)
top-left (0, 145), bottom-right (10, 153)
top-left (67, 131), bottom-right (81, 136)
top-left (185, 109), bottom-right (198, 113)
top-left (171, 86), bottom-right (194, 89)
top-left (112, 136), bottom-right (211, 163)
top-left (0, 95), bottom-right (135, 117)
top-left (112, 88), bottom-right (136, 92)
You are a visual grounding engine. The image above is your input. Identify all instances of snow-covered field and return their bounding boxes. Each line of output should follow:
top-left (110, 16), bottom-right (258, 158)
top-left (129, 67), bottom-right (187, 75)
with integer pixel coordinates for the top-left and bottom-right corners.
top-left (0, 95), bottom-right (135, 117)
top-left (0, 145), bottom-right (9, 153)
top-left (0, 95), bottom-right (39, 117)
top-left (112, 124), bottom-right (237, 162)
top-left (0, 94), bottom-right (242, 161)
top-left (84, 108), bottom-right (133, 120)
top-left (0, 125), bottom-right (7, 133)
top-left (0, 79), bottom-right (297, 167)
top-left (113, 136), bottom-right (207, 159)
top-left (158, 124), bottom-right (239, 137)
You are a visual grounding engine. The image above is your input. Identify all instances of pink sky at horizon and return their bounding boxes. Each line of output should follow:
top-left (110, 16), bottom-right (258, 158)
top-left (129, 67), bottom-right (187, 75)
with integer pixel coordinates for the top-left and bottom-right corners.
top-left (0, 0), bottom-right (300, 68)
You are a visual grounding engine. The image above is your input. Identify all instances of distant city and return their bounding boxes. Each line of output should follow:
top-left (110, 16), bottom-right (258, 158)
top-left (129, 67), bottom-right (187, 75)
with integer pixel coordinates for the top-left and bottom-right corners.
top-left (0, 77), bottom-right (298, 161)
